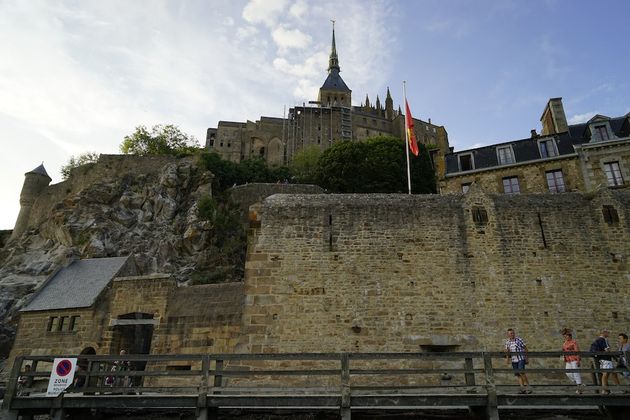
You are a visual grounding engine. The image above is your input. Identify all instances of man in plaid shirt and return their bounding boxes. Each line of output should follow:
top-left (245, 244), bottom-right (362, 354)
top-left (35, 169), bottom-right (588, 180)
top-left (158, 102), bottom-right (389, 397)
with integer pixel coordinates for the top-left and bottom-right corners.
top-left (505, 328), bottom-right (532, 393)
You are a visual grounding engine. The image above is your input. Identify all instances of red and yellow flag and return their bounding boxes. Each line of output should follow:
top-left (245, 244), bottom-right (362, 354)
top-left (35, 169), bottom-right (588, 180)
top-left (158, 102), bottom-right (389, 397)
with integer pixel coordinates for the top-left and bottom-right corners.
top-left (405, 100), bottom-right (419, 156)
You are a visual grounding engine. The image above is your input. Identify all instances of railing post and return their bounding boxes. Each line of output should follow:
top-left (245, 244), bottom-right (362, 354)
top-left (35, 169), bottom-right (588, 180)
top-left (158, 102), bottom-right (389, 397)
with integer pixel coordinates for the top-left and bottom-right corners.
top-left (483, 353), bottom-right (499, 420)
top-left (197, 355), bottom-right (210, 420)
top-left (213, 359), bottom-right (223, 394)
top-left (465, 357), bottom-right (476, 388)
top-left (2, 356), bottom-right (24, 410)
top-left (340, 353), bottom-right (351, 420)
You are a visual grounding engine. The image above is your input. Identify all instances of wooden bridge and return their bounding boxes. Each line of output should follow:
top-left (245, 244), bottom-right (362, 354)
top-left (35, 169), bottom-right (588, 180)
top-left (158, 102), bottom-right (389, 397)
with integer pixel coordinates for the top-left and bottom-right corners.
top-left (3, 351), bottom-right (630, 419)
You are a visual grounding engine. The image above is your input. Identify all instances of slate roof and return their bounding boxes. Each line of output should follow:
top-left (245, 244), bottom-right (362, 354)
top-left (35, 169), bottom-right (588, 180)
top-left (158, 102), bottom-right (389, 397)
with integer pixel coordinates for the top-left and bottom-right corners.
top-left (445, 115), bottom-right (629, 175)
top-left (22, 256), bottom-right (131, 312)
top-left (320, 70), bottom-right (351, 92)
top-left (27, 163), bottom-right (51, 179)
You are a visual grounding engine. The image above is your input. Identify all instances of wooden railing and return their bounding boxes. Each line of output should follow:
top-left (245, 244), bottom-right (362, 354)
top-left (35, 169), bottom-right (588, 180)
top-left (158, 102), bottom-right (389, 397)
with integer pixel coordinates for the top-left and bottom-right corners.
top-left (3, 351), bottom-right (630, 420)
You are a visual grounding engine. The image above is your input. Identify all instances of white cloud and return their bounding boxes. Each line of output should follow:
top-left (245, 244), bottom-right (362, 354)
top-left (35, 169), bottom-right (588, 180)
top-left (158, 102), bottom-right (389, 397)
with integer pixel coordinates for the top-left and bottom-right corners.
top-left (289, 0), bottom-right (308, 20)
top-left (272, 27), bottom-right (312, 51)
top-left (273, 53), bottom-right (327, 80)
top-left (242, 0), bottom-right (289, 27)
top-left (568, 112), bottom-right (598, 125)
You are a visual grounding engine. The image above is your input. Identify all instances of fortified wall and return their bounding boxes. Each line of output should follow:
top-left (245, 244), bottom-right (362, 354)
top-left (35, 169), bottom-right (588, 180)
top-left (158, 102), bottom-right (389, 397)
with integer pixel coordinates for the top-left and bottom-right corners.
top-left (240, 188), bottom-right (630, 354)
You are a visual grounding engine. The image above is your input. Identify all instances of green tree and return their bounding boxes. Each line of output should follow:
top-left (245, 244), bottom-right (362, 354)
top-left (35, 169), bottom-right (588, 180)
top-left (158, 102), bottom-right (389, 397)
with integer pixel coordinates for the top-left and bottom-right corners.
top-left (316, 136), bottom-right (436, 193)
top-left (290, 145), bottom-right (321, 183)
top-left (60, 152), bottom-right (100, 180)
top-left (120, 124), bottom-right (200, 156)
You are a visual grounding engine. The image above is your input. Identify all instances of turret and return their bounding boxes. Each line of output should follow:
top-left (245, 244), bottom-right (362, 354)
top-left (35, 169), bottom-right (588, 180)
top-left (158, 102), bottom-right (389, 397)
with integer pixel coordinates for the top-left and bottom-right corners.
top-left (10, 163), bottom-right (51, 241)
top-left (385, 87), bottom-right (394, 120)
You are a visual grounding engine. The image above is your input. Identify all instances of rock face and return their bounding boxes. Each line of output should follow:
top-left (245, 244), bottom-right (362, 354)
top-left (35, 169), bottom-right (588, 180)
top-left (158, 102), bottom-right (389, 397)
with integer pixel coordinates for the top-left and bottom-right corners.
top-left (0, 155), bottom-right (216, 354)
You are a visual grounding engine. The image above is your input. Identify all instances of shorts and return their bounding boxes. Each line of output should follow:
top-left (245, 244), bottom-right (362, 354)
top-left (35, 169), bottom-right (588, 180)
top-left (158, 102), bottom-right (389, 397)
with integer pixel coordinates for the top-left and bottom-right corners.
top-left (599, 360), bottom-right (614, 370)
top-left (512, 360), bottom-right (526, 375)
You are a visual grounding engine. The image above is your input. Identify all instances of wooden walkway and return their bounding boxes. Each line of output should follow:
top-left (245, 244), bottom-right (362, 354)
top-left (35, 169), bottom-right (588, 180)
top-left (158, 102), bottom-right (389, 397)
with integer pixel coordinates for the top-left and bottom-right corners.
top-left (3, 351), bottom-right (630, 419)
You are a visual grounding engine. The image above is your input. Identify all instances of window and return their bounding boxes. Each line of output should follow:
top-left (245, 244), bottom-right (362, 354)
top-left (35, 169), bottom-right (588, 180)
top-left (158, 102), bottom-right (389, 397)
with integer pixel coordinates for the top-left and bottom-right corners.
top-left (594, 125), bottom-right (610, 141)
top-left (471, 207), bottom-right (488, 225)
top-left (58, 316), bottom-right (67, 331)
top-left (546, 170), bottom-right (566, 193)
top-left (604, 162), bottom-right (624, 186)
top-left (602, 205), bottom-right (619, 226)
top-left (47, 317), bottom-right (57, 332)
top-left (458, 154), bottom-right (474, 171)
top-left (503, 176), bottom-right (520, 194)
top-left (461, 183), bottom-right (471, 193)
top-left (69, 316), bottom-right (79, 332)
top-left (539, 139), bottom-right (557, 158)
top-left (497, 146), bottom-right (514, 165)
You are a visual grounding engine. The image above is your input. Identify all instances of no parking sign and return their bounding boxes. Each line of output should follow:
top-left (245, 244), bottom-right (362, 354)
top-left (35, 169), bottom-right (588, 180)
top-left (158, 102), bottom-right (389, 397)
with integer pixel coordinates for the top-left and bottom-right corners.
top-left (46, 358), bottom-right (77, 396)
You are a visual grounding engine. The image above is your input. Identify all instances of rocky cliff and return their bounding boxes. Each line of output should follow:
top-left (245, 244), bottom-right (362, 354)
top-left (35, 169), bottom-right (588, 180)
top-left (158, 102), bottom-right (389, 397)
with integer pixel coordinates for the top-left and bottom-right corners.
top-left (0, 154), bottom-right (217, 356)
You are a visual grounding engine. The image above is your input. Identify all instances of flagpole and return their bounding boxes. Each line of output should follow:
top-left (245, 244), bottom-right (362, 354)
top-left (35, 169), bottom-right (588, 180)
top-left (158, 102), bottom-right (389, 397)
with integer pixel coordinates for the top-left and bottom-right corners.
top-left (403, 81), bottom-right (412, 195)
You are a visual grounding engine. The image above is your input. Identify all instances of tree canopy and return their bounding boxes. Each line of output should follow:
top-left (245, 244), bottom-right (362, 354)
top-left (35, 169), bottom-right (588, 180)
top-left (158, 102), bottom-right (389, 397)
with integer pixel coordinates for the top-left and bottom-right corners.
top-left (60, 151), bottom-right (100, 180)
top-left (315, 136), bottom-right (436, 194)
top-left (290, 145), bottom-right (321, 184)
top-left (120, 124), bottom-right (200, 156)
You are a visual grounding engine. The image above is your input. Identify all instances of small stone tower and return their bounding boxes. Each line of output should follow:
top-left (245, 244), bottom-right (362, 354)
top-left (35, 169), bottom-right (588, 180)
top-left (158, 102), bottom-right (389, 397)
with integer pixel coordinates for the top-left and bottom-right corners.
top-left (317, 21), bottom-right (352, 107)
top-left (10, 163), bottom-right (51, 241)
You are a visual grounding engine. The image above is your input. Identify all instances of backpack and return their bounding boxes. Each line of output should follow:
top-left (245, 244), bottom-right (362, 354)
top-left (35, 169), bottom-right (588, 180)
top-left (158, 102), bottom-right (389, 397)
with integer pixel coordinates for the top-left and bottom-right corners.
top-left (590, 340), bottom-right (600, 360)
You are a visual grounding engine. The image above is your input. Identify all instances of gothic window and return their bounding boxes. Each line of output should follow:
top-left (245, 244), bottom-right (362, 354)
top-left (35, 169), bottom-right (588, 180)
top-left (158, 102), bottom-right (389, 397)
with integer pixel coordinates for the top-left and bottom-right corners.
top-left (604, 162), bottom-right (624, 186)
top-left (546, 170), bottom-right (566, 193)
top-left (502, 176), bottom-right (520, 194)
top-left (602, 205), bottom-right (620, 226)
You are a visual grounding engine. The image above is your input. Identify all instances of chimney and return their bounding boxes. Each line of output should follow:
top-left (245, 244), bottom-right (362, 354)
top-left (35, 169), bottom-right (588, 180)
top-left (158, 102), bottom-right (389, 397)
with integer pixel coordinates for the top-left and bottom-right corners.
top-left (540, 97), bottom-right (568, 135)
top-left (530, 129), bottom-right (538, 138)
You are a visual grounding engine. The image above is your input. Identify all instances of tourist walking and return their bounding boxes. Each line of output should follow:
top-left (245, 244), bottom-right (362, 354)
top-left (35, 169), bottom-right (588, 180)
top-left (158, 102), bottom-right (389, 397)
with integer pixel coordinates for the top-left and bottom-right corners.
top-left (591, 329), bottom-right (620, 394)
top-left (617, 333), bottom-right (630, 384)
top-left (505, 328), bottom-right (532, 393)
top-left (561, 329), bottom-right (584, 393)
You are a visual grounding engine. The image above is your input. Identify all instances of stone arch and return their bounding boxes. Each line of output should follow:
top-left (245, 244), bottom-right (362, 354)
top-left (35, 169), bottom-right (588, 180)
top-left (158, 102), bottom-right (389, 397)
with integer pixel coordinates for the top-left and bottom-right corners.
top-left (251, 137), bottom-right (266, 158)
top-left (80, 346), bottom-right (96, 355)
top-left (267, 137), bottom-right (284, 166)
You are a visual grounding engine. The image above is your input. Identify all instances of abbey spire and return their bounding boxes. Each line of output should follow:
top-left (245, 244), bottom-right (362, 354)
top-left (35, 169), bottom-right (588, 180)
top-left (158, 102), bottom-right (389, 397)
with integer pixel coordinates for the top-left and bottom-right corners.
top-left (328, 20), bottom-right (340, 72)
top-left (318, 20), bottom-right (351, 107)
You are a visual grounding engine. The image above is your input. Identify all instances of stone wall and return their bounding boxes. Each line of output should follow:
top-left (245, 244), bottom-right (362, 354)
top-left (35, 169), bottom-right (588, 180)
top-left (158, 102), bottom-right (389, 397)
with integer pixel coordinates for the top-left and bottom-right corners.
top-left (228, 183), bottom-right (325, 225)
top-left (440, 155), bottom-right (584, 194)
top-left (240, 190), bottom-right (630, 356)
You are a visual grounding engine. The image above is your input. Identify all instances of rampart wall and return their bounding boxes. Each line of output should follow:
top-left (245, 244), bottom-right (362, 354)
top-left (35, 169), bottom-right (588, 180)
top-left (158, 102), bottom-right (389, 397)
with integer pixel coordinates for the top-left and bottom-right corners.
top-left (240, 189), bottom-right (630, 355)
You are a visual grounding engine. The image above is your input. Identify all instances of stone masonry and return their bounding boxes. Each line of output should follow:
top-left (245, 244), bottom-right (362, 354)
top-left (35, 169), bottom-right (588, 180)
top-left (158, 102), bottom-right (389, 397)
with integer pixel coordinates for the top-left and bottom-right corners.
top-left (239, 188), bottom-right (630, 357)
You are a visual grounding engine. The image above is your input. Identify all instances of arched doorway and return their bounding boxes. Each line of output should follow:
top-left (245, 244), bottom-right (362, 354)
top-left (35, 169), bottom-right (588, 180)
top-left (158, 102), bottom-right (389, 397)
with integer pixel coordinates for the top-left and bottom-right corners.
top-left (267, 137), bottom-right (284, 166)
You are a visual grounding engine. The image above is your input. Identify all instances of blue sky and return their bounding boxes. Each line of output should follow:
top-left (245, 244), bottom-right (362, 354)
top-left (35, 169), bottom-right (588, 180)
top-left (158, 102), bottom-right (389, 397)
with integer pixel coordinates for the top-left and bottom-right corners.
top-left (1, 0), bottom-right (629, 229)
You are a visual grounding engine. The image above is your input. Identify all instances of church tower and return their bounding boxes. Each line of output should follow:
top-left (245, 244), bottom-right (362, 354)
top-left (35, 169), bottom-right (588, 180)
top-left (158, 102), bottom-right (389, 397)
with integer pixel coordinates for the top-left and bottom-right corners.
top-left (318, 21), bottom-right (351, 108)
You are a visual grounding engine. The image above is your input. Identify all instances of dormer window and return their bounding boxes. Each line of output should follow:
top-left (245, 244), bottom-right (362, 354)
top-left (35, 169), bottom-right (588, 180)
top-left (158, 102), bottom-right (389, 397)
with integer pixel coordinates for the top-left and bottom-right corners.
top-left (458, 153), bottom-right (474, 171)
top-left (588, 119), bottom-right (615, 142)
top-left (538, 138), bottom-right (558, 158)
top-left (497, 146), bottom-right (514, 165)
top-left (594, 124), bottom-right (610, 141)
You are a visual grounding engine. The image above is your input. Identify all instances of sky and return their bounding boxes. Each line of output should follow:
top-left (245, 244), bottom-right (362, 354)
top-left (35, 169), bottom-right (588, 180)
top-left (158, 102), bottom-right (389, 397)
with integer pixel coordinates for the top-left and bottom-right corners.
top-left (1, 0), bottom-right (629, 229)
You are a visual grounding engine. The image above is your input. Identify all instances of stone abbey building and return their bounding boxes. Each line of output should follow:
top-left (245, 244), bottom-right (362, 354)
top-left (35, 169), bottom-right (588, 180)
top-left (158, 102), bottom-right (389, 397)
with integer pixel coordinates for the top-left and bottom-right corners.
top-left (205, 25), bottom-right (450, 177)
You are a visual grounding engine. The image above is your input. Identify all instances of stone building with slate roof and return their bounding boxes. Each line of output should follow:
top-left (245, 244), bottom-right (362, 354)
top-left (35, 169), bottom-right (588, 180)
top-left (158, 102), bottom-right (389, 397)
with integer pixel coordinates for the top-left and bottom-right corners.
top-left (8, 256), bottom-right (244, 373)
top-left (206, 24), bottom-right (450, 179)
top-left (440, 98), bottom-right (630, 194)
